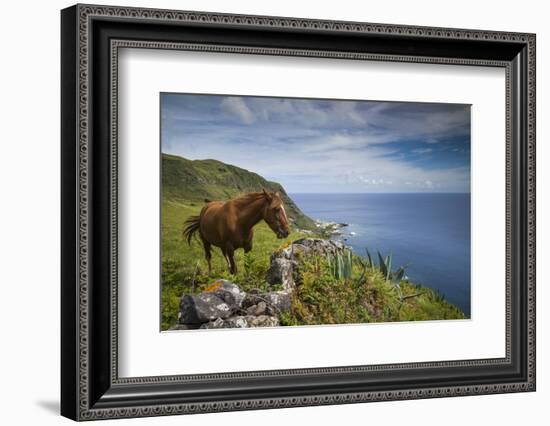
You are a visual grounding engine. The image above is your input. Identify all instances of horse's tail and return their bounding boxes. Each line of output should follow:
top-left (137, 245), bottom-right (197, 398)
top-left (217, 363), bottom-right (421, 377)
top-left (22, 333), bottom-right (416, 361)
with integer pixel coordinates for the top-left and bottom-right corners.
top-left (182, 215), bottom-right (201, 244)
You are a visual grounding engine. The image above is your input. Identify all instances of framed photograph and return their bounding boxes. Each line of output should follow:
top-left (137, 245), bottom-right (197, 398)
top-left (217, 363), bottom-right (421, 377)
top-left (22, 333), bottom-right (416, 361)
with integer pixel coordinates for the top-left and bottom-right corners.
top-left (61, 4), bottom-right (536, 421)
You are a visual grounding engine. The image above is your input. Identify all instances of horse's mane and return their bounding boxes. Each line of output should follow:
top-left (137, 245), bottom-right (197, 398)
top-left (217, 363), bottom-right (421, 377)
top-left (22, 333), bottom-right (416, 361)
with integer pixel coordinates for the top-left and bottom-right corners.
top-left (231, 191), bottom-right (267, 207)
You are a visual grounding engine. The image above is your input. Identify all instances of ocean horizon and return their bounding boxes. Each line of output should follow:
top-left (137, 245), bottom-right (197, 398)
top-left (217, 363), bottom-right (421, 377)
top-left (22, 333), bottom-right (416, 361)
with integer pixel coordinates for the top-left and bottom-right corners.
top-left (290, 192), bottom-right (471, 317)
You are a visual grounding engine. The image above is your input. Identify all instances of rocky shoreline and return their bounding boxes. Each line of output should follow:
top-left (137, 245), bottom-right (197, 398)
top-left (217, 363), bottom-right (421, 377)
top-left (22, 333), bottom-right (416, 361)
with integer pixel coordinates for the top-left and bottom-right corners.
top-left (296, 219), bottom-right (351, 237)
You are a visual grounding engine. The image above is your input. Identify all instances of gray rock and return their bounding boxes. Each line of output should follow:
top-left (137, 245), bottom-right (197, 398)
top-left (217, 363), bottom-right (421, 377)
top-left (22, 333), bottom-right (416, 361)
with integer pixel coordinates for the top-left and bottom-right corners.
top-left (242, 291), bottom-right (292, 315)
top-left (208, 279), bottom-right (246, 307)
top-left (266, 257), bottom-right (297, 289)
top-left (248, 315), bottom-right (279, 327)
top-left (262, 291), bottom-right (292, 314)
top-left (199, 315), bottom-right (279, 329)
top-left (179, 293), bottom-right (234, 324)
top-left (245, 304), bottom-right (258, 316)
top-left (254, 301), bottom-right (267, 315)
top-left (287, 243), bottom-right (310, 257)
top-left (244, 301), bottom-right (268, 316)
top-left (292, 238), bottom-right (344, 255)
top-left (178, 280), bottom-right (247, 325)
top-left (199, 317), bottom-right (228, 329)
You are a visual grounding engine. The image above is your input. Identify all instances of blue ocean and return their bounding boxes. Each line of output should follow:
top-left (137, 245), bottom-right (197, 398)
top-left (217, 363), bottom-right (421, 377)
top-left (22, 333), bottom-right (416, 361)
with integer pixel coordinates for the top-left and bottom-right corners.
top-left (290, 193), bottom-right (471, 317)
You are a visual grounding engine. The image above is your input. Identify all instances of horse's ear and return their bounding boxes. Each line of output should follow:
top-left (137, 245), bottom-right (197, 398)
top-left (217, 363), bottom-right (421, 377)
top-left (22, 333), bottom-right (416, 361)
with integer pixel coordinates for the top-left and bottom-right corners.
top-left (262, 188), bottom-right (272, 201)
top-left (274, 191), bottom-right (281, 198)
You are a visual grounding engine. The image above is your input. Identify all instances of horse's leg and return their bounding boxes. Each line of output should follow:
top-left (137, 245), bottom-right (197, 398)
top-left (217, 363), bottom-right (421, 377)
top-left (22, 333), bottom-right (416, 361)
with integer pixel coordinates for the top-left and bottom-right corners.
top-left (227, 248), bottom-right (237, 275)
top-left (243, 230), bottom-right (253, 253)
top-left (220, 247), bottom-right (231, 272)
top-left (223, 243), bottom-right (237, 275)
top-left (201, 239), bottom-right (212, 275)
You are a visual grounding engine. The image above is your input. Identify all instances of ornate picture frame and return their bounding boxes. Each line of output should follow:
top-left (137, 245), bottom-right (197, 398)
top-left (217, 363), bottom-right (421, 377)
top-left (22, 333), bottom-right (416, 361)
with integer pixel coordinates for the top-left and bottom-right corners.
top-left (61, 4), bottom-right (536, 420)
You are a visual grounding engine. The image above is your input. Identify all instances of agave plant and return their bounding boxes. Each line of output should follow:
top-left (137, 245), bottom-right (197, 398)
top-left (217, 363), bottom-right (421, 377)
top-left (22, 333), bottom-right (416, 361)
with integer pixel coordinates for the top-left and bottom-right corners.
top-left (357, 248), bottom-right (422, 319)
top-left (359, 248), bottom-right (408, 284)
top-left (326, 249), bottom-right (353, 280)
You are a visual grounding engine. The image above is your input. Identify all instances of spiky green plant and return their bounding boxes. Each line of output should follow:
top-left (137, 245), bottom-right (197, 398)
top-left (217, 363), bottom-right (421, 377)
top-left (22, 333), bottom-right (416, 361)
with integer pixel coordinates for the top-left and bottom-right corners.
top-left (344, 249), bottom-right (353, 278)
top-left (326, 249), bottom-right (353, 280)
top-left (365, 249), bottom-right (409, 284)
top-left (366, 249), bottom-right (375, 269)
top-left (360, 248), bottom-right (426, 319)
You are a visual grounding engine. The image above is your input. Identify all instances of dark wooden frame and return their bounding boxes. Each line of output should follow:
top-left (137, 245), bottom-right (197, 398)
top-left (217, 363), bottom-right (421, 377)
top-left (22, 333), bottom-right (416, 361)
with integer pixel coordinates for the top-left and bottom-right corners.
top-left (61, 3), bottom-right (536, 421)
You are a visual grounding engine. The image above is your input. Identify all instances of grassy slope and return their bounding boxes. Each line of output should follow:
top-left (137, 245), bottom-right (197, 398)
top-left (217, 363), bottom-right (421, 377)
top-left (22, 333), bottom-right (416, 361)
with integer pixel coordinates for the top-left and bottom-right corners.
top-left (162, 199), bottom-right (465, 330)
top-left (282, 265), bottom-right (465, 327)
top-left (162, 153), bottom-right (316, 230)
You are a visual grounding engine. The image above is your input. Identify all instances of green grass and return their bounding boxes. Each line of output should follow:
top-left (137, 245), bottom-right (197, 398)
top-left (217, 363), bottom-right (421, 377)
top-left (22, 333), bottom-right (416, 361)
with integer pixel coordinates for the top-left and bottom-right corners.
top-left (161, 199), bottom-right (466, 330)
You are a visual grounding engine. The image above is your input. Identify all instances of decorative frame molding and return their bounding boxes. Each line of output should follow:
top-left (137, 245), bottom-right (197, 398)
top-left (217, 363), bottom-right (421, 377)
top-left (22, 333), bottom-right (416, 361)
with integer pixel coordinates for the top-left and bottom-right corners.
top-left (61, 4), bottom-right (535, 421)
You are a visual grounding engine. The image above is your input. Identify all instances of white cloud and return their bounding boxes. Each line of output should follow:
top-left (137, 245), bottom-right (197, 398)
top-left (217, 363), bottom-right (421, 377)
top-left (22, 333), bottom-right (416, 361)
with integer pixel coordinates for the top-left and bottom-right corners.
top-left (220, 97), bottom-right (255, 124)
top-left (411, 148), bottom-right (433, 154)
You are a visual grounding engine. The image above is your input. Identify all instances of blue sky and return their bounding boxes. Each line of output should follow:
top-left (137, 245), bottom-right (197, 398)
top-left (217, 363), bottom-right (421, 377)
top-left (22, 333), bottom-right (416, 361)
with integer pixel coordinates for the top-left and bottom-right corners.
top-left (161, 93), bottom-right (470, 193)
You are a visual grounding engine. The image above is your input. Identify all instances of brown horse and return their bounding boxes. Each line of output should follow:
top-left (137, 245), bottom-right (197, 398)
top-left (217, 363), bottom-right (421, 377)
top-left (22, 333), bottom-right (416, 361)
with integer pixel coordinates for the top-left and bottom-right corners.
top-left (183, 189), bottom-right (290, 274)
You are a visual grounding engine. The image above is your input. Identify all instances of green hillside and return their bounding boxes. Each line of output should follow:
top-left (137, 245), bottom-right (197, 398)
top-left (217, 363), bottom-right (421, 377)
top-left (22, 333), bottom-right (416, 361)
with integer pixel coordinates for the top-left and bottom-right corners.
top-left (162, 153), bottom-right (316, 230)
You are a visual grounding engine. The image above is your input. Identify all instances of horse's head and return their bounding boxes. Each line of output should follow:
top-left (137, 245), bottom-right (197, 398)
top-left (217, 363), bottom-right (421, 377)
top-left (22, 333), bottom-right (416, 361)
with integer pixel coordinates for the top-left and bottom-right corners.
top-left (261, 189), bottom-right (290, 239)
